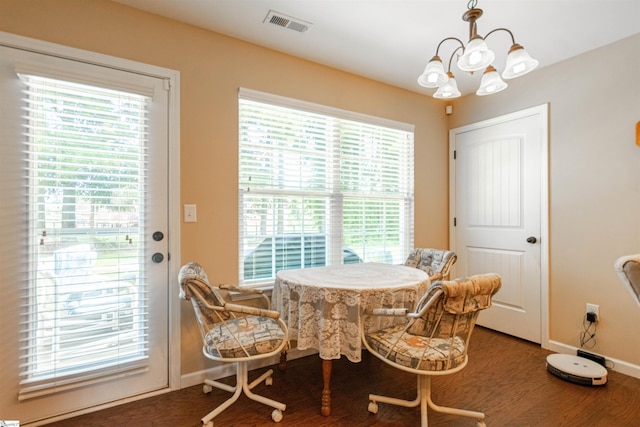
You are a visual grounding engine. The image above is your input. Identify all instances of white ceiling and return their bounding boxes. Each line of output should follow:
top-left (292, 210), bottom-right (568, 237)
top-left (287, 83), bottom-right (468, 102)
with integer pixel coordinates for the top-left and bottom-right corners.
top-left (112, 0), bottom-right (639, 96)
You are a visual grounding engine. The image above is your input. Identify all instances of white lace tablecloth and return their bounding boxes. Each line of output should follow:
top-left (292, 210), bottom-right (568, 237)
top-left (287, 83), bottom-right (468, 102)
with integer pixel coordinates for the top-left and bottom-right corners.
top-left (272, 263), bottom-right (430, 362)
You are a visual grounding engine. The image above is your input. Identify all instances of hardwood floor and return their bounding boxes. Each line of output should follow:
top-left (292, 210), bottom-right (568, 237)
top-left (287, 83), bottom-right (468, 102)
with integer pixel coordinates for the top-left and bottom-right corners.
top-left (48, 327), bottom-right (640, 426)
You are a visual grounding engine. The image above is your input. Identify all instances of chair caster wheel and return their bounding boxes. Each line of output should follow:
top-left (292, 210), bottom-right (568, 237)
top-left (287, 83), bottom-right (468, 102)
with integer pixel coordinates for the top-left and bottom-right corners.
top-left (265, 376), bottom-right (273, 386)
top-left (272, 409), bottom-right (283, 422)
top-left (368, 401), bottom-right (378, 414)
top-left (203, 384), bottom-right (213, 394)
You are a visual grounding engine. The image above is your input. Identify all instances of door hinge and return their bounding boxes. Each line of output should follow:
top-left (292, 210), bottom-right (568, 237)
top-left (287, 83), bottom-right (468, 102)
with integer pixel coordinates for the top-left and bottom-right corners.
top-left (453, 150), bottom-right (457, 159)
top-left (163, 78), bottom-right (171, 91)
top-left (453, 217), bottom-right (457, 226)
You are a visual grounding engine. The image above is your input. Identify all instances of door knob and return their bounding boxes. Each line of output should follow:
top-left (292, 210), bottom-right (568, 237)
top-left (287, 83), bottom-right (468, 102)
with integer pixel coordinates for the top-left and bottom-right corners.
top-left (152, 252), bottom-right (164, 263)
top-left (152, 231), bottom-right (164, 241)
top-left (526, 236), bottom-right (537, 244)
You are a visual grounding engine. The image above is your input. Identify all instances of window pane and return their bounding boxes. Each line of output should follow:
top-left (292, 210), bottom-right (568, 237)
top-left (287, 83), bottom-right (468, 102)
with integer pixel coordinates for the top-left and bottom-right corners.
top-left (340, 121), bottom-right (410, 195)
top-left (19, 75), bottom-right (150, 391)
top-left (239, 99), bottom-right (333, 192)
top-left (343, 197), bottom-right (404, 264)
top-left (241, 194), bottom-right (330, 280)
top-left (239, 91), bottom-right (414, 284)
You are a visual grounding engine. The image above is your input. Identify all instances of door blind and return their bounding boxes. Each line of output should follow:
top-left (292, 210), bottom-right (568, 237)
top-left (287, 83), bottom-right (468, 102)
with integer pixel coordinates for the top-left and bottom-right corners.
top-left (18, 74), bottom-right (150, 399)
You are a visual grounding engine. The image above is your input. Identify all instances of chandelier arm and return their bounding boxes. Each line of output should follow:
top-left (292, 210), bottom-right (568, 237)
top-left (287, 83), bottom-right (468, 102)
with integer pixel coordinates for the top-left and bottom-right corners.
top-left (484, 27), bottom-right (516, 45)
top-left (434, 37), bottom-right (465, 57)
top-left (446, 46), bottom-right (464, 72)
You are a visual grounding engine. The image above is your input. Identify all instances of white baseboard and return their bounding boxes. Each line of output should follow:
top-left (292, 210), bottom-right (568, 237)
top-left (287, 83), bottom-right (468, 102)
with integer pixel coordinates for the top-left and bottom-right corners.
top-left (180, 347), bottom-right (318, 389)
top-left (545, 340), bottom-right (640, 379)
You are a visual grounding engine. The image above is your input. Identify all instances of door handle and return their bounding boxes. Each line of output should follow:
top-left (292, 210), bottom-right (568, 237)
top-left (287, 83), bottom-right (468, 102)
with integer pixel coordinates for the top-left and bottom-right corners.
top-left (526, 236), bottom-right (537, 244)
top-left (152, 253), bottom-right (164, 263)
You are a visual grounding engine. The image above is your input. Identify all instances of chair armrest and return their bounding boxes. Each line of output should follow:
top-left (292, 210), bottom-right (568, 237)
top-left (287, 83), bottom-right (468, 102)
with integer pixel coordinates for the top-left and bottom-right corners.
top-left (224, 302), bottom-right (281, 319)
top-left (219, 284), bottom-right (264, 295)
top-left (408, 288), bottom-right (444, 318)
top-left (218, 284), bottom-right (272, 309)
top-left (190, 287), bottom-right (280, 320)
top-left (428, 272), bottom-right (443, 281)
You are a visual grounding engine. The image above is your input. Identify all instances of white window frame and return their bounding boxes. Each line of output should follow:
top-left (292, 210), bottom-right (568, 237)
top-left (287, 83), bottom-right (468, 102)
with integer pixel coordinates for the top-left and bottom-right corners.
top-left (238, 88), bottom-right (415, 287)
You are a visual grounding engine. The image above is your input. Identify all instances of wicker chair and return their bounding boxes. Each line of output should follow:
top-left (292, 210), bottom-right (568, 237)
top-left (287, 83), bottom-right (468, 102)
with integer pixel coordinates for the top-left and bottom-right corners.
top-left (179, 262), bottom-right (288, 427)
top-left (404, 248), bottom-right (457, 281)
top-left (614, 254), bottom-right (640, 310)
top-left (361, 273), bottom-right (501, 426)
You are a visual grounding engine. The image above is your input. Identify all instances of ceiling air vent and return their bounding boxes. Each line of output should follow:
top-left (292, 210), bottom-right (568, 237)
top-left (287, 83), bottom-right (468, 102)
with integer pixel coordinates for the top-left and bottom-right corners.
top-left (264, 10), bottom-right (311, 33)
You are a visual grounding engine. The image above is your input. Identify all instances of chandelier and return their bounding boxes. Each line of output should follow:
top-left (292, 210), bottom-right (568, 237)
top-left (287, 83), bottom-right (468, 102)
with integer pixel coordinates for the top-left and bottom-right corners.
top-left (418, 0), bottom-right (539, 98)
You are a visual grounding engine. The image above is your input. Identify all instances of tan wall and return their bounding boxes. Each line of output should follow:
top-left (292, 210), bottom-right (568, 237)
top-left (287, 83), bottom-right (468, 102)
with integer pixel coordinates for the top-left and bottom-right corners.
top-left (2, 0), bottom-right (638, 389)
top-left (448, 33), bottom-right (640, 366)
top-left (0, 0), bottom-right (449, 376)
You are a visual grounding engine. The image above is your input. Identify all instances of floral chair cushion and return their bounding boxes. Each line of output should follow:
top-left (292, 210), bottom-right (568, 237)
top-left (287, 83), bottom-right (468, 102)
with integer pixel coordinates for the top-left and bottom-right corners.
top-left (404, 248), bottom-right (457, 280)
top-left (205, 315), bottom-right (287, 359)
top-left (365, 324), bottom-right (466, 371)
top-left (440, 273), bottom-right (502, 314)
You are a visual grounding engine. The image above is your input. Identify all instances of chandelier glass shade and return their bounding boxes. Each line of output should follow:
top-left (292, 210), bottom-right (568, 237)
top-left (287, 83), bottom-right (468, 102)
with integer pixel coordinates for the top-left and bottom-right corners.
top-left (434, 72), bottom-right (462, 99)
top-left (457, 37), bottom-right (495, 72)
top-left (502, 44), bottom-right (540, 79)
top-left (418, 0), bottom-right (538, 99)
top-left (417, 56), bottom-right (448, 88)
top-left (476, 65), bottom-right (508, 96)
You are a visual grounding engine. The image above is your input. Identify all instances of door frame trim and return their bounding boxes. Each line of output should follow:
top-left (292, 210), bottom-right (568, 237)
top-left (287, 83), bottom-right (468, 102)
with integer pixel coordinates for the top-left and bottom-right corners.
top-left (448, 104), bottom-right (549, 348)
top-left (0, 30), bottom-right (182, 394)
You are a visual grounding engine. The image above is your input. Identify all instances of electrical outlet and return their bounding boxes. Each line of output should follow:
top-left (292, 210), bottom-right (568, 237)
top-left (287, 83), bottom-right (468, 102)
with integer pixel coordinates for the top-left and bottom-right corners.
top-left (586, 303), bottom-right (599, 320)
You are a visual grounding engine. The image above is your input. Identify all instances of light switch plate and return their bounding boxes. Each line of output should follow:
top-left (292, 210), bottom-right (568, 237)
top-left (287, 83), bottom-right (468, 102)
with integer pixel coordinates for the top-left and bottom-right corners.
top-left (184, 204), bottom-right (197, 223)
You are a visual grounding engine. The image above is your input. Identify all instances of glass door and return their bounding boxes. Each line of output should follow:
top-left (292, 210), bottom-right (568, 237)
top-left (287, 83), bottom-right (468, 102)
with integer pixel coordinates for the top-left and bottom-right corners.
top-left (0, 43), bottom-right (171, 423)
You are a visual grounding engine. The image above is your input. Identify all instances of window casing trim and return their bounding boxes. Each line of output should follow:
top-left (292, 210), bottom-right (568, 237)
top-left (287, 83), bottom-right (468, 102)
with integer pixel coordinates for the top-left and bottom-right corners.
top-left (238, 88), bottom-right (415, 133)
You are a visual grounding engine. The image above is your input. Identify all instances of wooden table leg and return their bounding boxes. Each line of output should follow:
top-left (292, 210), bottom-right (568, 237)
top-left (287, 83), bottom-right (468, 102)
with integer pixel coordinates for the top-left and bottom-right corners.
top-left (321, 359), bottom-right (332, 416)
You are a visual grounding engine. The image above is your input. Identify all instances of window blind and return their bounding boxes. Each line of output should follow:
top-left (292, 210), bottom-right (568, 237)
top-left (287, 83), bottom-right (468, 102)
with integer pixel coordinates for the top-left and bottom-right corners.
top-left (239, 89), bottom-right (414, 284)
top-left (18, 74), bottom-right (150, 399)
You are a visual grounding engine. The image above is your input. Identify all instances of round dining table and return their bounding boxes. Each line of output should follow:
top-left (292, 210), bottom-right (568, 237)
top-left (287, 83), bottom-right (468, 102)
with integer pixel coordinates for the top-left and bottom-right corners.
top-left (272, 262), bottom-right (430, 416)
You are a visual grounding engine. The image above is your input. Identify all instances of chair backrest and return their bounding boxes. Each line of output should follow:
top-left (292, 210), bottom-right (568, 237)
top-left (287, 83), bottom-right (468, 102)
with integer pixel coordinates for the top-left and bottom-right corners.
top-left (614, 254), bottom-right (640, 311)
top-left (404, 248), bottom-right (457, 281)
top-left (407, 273), bottom-right (501, 369)
top-left (178, 262), bottom-right (230, 341)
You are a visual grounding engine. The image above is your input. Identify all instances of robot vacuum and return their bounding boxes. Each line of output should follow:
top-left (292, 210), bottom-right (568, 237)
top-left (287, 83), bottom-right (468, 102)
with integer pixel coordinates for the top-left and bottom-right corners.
top-left (546, 353), bottom-right (607, 386)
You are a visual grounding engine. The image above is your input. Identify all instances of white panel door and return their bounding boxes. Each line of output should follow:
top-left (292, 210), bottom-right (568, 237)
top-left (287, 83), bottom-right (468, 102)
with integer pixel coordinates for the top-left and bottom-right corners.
top-left (450, 105), bottom-right (548, 343)
top-left (0, 43), bottom-right (172, 423)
